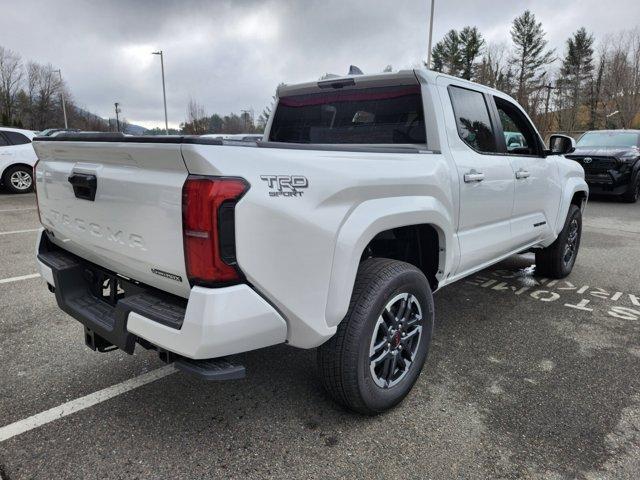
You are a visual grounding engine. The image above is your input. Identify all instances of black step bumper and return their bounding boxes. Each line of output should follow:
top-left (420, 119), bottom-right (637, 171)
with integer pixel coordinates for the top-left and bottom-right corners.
top-left (37, 234), bottom-right (187, 354)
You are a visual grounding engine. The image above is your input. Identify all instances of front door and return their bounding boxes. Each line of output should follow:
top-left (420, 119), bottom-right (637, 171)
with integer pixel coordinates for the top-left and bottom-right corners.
top-left (490, 95), bottom-right (561, 247)
top-left (440, 81), bottom-right (516, 276)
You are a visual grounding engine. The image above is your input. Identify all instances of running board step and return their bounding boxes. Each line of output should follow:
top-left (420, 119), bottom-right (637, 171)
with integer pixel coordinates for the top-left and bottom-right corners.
top-left (173, 357), bottom-right (246, 381)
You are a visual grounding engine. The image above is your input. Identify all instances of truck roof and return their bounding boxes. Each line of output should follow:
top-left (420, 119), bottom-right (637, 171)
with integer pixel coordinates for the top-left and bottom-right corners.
top-left (277, 68), bottom-right (509, 99)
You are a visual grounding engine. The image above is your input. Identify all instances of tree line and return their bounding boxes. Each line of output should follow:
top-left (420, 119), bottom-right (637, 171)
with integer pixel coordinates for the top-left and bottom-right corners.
top-left (180, 97), bottom-right (267, 135)
top-left (0, 46), bottom-right (110, 132)
top-left (429, 10), bottom-right (640, 135)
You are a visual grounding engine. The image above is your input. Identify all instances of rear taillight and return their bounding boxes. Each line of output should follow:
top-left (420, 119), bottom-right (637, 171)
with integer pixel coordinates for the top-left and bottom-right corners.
top-left (182, 176), bottom-right (249, 287)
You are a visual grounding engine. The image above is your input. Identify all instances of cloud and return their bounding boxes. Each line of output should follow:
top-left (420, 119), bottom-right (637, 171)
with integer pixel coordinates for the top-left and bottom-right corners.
top-left (0, 0), bottom-right (638, 128)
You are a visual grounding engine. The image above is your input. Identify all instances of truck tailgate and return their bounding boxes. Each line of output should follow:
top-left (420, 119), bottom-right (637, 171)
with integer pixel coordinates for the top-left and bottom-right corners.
top-left (33, 141), bottom-right (191, 298)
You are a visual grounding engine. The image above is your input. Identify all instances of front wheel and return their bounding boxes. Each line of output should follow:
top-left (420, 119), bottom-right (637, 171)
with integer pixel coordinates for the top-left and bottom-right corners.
top-left (317, 258), bottom-right (434, 415)
top-left (3, 165), bottom-right (34, 194)
top-left (535, 205), bottom-right (582, 279)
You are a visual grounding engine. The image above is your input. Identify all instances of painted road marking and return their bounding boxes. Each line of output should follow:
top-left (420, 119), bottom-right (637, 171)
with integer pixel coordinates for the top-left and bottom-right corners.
top-left (0, 365), bottom-right (176, 443)
top-left (0, 207), bottom-right (37, 213)
top-left (0, 273), bottom-right (40, 285)
top-left (466, 270), bottom-right (640, 321)
top-left (0, 228), bottom-right (39, 236)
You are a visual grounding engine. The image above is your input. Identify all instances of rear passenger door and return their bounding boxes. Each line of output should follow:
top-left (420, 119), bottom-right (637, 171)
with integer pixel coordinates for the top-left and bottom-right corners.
top-left (0, 130), bottom-right (35, 167)
top-left (0, 132), bottom-right (13, 164)
top-left (439, 80), bottom-right (516, 275)
top-left (489, 95), bottom-right (561, 247)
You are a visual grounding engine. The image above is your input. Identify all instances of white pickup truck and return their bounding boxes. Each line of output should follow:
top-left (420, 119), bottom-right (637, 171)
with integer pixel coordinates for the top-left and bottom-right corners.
top-left (32, 69), bottom-right (587, 414)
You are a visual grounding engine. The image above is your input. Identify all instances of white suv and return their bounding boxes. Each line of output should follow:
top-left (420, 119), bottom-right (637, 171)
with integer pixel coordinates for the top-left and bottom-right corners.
top-left (0, 127), bottom-right (37, 193)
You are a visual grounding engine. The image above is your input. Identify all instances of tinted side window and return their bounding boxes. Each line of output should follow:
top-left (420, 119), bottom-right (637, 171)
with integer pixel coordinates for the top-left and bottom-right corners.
top-left (4, 131), bottom-right (31, 145)
top-left (449, 86), bottom-right (497, 153)
top-left (494, 97), bottom-right (540, 155)
top-left (0, 134), bottom-right (9, 147)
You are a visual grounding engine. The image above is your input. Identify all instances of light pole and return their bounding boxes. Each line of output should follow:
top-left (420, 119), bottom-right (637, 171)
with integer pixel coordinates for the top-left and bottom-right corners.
top-left (152, 50), bottom-right (169, 135)
top-left (114, 102), bottom-right (121, 132)
top-left (53, 69), bottom-right (68, 129)
top-left (240, 108), bottom-right (254, 132)
top-left (426, 0), bottom-right (435, 69)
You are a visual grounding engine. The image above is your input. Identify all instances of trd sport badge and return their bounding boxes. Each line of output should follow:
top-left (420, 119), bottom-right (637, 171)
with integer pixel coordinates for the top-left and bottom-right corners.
top-left (260, 175), bottom-right (309, 197)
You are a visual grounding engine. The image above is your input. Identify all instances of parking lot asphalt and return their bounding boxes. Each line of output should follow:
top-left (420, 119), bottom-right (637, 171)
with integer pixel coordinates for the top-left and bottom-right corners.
top-left (0, 191), bottom-right (639, 480)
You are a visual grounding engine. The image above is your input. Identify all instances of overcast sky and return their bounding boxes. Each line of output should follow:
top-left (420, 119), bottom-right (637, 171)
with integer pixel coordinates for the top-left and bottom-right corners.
top-left (1, 0), bottom-right (638, 129)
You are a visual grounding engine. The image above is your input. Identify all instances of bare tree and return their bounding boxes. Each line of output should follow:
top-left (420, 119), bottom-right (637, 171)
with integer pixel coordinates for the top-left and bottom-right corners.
top-left (587, 47), bottom-right (606, 130)
top-left (18, 62), bottom-right (64, 130)
top-left (0, 46), bottom-right (23, 125)
top-left (183, 97), bottom-right (209, 134)
top-left (601, 29), bottom-right (640, 128)
top-left (474, 42), bottom-right (513, 93)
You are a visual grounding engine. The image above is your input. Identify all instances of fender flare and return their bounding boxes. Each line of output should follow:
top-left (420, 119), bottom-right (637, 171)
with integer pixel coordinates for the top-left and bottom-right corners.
top-left (325, 196), bottom-right (454, 328)
top-left (628, 161), bottom-right (640, 190)
top-left (554, 177), bottom-right (589, 235)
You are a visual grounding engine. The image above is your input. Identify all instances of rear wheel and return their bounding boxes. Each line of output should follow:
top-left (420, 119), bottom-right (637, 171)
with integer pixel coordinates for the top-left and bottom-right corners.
top-left (318, 258), bottom-right (434, 415)
top-left (535, 205), bottom-right (582, 279)
top-left (3, 165), bottom-right (33, 194)
top-left (621, 177), bottom-right (639, 203)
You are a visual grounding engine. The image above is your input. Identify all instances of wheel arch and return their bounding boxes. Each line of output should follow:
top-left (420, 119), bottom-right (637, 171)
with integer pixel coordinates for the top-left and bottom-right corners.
top-left (555, 178), bottom-right (588, 235)
top-left (1, 162), bottom-right (33, 182)
top-left (325, 196), bottom-right (454, 328)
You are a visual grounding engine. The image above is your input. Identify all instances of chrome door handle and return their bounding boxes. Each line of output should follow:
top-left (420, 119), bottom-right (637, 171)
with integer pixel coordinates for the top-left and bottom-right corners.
top-left (516, 169), bottom-right (531, 179)
top-left (464, 170), bottom-right (485, 183)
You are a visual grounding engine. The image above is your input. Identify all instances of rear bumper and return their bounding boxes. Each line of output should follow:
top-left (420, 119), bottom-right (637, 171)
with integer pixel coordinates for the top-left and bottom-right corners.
top-left (36, 229), bottom-right (287, 359)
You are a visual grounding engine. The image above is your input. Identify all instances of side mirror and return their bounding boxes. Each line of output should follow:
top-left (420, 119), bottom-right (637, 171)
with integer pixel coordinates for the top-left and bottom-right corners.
top-left (548, 134), bottom-right (576, 155)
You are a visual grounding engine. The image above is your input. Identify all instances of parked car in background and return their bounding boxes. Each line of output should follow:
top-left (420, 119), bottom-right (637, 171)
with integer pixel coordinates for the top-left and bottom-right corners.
top-left (38, 128), bottom-right (81, 137)
top-left (0, 127), bottom-right (37, 193)
top-left (567, 130), bottom-right (640, 203)
top-left (201, 133), bottom-right (264, 141)
top-left (504, 131), bottom-right (527, 151)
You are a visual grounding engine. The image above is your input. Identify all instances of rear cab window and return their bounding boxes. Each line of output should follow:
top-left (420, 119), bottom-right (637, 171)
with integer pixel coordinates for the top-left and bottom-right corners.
top-left (269, 85), bottom-right (426, 145)
top-left (448, 86), bottom-right (497, 153)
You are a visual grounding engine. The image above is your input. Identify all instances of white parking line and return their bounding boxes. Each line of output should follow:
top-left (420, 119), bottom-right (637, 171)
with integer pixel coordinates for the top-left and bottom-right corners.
top-left (0, 207), bottom-right (37, 213)
top-left (0, 273), bottom-right (40, 285)
top-left (0, 365), bottom-right (176, 443)
top-left (0, 228), bottom-right (39, 236)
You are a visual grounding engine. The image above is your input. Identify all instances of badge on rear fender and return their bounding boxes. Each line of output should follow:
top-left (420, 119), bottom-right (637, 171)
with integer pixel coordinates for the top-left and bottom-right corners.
top-left (151, 269), bottom-right (183, 282)
top-left (260, 175), bottom-right (308, 197)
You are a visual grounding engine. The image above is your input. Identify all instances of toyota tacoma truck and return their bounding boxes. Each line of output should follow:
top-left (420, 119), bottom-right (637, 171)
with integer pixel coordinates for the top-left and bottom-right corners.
top-left (32, 70), bottom-right (588, 414)
top-left (567, 129), bottom-right (640, 203)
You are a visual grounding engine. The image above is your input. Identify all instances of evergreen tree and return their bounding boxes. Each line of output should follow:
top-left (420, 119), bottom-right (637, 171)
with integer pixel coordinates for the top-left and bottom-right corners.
top-left (459, 27), bottom-right (485, 80)
top-left (429, 27), bottom-right (484, 80)
top-left (557, 28), bottom-right (594, 131)
top-left (430, 30), bottom-right (462, 76)
top-left (509, 10), bottom-right (555, 110)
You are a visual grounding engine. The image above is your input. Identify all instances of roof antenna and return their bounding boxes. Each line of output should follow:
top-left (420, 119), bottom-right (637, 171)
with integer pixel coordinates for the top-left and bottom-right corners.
top-left (348, 65), bottom-right (364, 75)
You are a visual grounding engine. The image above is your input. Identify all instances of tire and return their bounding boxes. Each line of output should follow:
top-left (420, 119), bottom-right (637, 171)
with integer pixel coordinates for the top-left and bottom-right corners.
top-left (2, 165), bottom-right (34, 194)
top-left (535, 205), bottom-right (582, 279)
top-left (318, 258), bottom-right (434, 415)
top-left (621, 177), bottom-right (639, 203)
